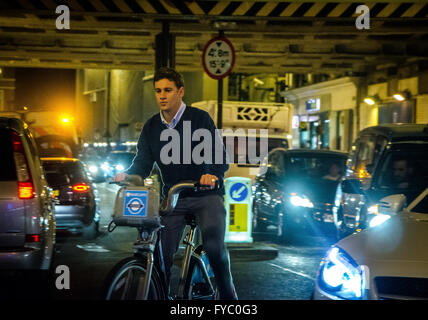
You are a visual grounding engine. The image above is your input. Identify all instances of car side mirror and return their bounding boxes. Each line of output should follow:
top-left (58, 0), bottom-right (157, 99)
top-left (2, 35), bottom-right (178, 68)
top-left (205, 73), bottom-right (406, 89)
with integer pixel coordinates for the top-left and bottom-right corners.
top-left (378, 194), bottom-right (407, 215)
top-left (341, 179), bottom-right (363, 194)
top-left (366, 164), bottom-right (374, 175)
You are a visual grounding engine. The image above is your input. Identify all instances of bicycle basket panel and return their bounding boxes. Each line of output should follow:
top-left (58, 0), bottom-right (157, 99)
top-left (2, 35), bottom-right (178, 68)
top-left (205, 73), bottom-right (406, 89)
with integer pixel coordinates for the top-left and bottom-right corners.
top-left (113, 186), bottom-right (160, 228)
top-left (123, 190), bottom-right (148, 217)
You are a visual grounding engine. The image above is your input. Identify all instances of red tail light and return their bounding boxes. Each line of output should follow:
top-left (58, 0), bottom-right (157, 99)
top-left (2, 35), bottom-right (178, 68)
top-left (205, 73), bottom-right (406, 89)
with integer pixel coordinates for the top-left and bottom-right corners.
top-left (18, 182), bottom-right (34, 199)
top-left (11, 131), bottom-right (34, 199)
top-left (25, 234), bottom-right (40, 243)
top-left (11, 131), bottom-right (24, 153)
top-left (73, 183), bottom-right (90, 192)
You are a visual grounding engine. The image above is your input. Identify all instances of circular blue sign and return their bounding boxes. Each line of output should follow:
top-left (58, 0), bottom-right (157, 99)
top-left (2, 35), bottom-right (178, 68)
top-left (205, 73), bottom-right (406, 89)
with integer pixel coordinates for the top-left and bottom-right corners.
top-left (127, 198), bottom-right (145, 215)
top-left (229, 182), bottom-right (248, 202)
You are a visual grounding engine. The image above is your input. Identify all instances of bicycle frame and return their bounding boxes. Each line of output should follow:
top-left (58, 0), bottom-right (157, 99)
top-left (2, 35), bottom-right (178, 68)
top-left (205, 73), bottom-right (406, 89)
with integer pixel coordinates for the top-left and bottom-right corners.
top-left (130, 222), bottom-right (215, 300)
top-left (176, 222), bottom-right (215, 299)
top-left (108, 178), bottom-right (217, 300)
top-left (132, 226), bottom-right (163, 300)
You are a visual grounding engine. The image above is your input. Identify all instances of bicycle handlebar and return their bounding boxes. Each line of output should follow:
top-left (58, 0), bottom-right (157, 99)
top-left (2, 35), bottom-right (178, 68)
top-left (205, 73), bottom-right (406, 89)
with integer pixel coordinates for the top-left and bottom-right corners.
top-left (159, 180), bottom-right (220, 216)
top-left (159, 181), bottom-right (197, 216)
top-left (109, 174), bottom-right (144, 186)
top-left (110, 174), bottom-right (219, 216)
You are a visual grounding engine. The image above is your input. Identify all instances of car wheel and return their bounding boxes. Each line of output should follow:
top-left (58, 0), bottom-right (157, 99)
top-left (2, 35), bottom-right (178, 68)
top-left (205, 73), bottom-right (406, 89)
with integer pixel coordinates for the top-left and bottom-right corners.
top-left (277, 209), bottom-right (291, 243)
top-left (336, 203), bottom-right (358, 240)
top-left (83, 220), bottom-right (99, 240)
top-left (252, 200), bottom-right (267, 233)
top-left (336, 215), bottom-right (353, 240)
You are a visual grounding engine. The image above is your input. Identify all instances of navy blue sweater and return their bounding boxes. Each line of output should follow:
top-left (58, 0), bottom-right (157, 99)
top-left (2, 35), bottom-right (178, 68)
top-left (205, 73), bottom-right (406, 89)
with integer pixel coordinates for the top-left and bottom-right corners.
top-left (127, 106), bottom-right (229, 198)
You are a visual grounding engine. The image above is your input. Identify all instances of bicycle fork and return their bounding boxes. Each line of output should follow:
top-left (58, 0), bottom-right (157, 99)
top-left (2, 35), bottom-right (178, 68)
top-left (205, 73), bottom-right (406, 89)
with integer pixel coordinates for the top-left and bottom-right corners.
top-left (134, 229), bottom-right (159, 300)
top-left (176, 225), bottom-right (198, 299)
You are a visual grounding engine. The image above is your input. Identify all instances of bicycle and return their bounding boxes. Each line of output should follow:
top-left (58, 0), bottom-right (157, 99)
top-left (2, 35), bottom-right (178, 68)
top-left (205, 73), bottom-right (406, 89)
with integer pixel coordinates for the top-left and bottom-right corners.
top-left (103, 174), bottom-right (218, 300)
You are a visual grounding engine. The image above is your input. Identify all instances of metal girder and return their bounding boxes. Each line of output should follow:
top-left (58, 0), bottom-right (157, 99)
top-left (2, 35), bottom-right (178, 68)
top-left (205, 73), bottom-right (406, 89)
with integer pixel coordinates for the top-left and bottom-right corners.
top-left (0, 0), bottom-right (427, 73)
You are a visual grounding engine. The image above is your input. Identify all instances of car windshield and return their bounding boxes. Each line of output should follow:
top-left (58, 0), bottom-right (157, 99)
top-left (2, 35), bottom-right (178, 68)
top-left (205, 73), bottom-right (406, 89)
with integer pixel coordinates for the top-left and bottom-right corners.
top-left (80, 154), bottom-right (103, 163)
top-left (412, 193), bottom-right (428, 214)
top-left (0, 128), bottom-right (17, 181)
top-left (285, 155), bottom-right (346, 180)
top-left (376, 150), bottom-right (428, 191)
top-left (223, 136), bottom-right (288, 164)
top-left (43, 161), bottom-right (87, 186)
top-left (107, 152), bottom-right (135, 166)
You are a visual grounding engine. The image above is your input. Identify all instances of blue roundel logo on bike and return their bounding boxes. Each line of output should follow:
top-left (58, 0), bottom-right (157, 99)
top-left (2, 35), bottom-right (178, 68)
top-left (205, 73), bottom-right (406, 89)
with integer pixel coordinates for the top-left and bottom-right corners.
top-left (229, 183), bottom-right (248, 202)
top-left (127, 198), bottom-right (145, 215)
top-left (123, 191), bottom-right (148, 217)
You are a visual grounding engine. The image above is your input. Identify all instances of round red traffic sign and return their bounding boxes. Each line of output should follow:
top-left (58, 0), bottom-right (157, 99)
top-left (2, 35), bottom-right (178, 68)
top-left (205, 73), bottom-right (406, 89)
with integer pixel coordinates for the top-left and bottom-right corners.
top-left (202, 36), bottom-right (235, 80)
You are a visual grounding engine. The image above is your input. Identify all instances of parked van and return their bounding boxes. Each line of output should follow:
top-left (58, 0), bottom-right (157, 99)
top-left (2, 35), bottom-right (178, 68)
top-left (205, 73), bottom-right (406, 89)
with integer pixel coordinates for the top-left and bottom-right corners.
top-left (0, 117), bottom-right (56, 274)
top-left (333, 123), bottom-right (428, 239)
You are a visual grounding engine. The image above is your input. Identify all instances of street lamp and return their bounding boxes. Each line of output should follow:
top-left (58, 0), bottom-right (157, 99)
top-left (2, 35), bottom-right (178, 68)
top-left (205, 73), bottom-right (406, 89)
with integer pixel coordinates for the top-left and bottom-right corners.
top-left (393, 90), bottom-right (411, 102)
top-left (363, 94), bottom-right (380, 105)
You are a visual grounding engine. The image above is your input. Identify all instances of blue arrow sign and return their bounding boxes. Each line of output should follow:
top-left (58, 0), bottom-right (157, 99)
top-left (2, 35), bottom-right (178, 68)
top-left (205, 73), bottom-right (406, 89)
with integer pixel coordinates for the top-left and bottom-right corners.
top-left (229, 182), bottom-right (248, 202)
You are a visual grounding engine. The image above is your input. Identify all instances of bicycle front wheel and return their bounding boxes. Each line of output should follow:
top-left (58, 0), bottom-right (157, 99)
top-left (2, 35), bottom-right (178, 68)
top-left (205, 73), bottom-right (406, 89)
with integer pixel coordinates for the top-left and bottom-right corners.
top-left (104, 257), bottom-right (165, 300)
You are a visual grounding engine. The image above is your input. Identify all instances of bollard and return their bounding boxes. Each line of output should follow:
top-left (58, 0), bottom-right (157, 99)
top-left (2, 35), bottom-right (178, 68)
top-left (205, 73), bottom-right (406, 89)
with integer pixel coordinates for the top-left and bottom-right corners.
top-left (224, 177), bottom-right (253, 243)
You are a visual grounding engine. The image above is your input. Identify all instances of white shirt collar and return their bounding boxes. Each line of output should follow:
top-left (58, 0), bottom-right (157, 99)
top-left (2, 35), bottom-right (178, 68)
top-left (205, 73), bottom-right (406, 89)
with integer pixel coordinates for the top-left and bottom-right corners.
top-left (160, 102), bottom-right (186, 129)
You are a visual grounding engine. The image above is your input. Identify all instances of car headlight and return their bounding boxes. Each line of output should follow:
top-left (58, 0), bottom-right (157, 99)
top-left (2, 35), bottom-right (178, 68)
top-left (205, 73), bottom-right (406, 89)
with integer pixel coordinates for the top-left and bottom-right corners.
top-left (367, 204), bottom-right (391, 228)
top-left (369, 214), bottom-right (391, 228)
top-left (318, 247), bottom-right (364, 300)
top-left (115, 164), bottom-right (125, 171)
top-left (290, 193), bottom-right (314, 208)
top-left (89, 165), bottom-right (98, 173)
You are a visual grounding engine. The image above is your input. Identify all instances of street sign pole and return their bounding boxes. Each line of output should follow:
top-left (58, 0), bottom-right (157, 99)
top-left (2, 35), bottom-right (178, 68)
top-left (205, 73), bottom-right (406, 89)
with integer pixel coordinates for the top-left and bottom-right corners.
top-left (217, 30), bottom-right (224, 129)
top-left (218, 78), bottom-right (223, 129)
top-left (201, 32), bottom-right (235, 130)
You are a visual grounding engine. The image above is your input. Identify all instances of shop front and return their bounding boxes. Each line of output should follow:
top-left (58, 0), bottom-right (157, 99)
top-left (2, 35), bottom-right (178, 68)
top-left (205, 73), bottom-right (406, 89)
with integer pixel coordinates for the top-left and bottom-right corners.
top-left (378, 100), bottom-right (415, 124)
top-left (361, 76), bottom-right (421, 129)
top-left (285, 77), bottom-right (359, 152)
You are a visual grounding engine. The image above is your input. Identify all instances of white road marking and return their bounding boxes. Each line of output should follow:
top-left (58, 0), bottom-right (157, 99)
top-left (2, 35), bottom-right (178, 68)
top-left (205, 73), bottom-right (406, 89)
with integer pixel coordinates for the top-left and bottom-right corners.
top-left (268, 263), bottom-right (316, 281)
top-left (76, 243), bottom-right (111, 253)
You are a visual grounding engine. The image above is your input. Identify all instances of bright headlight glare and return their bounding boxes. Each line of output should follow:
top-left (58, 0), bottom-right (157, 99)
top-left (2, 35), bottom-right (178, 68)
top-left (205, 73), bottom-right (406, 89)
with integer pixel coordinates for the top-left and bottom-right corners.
top-left (116, 164), bottom-right (125, 171)
top-left (367, 205), bottom-right (379, 215)
top-left (318, 247), bottom-right (363, 300)
top-left (89, 165), bottom-right (98, 173)
top-left (101, 163), bottom-right (109, 171)
top-left (369, 214), bottom-right (391, 228)
top-left (290, 194), bottom-right (314, 208)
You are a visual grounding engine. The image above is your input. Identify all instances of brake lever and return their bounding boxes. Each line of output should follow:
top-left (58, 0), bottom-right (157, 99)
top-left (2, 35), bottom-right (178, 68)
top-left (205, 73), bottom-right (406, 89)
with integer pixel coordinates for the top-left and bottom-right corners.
top-left (109, 181), bottom-right (130, 187)
top-left (195, 180), bottom-right (220, 191)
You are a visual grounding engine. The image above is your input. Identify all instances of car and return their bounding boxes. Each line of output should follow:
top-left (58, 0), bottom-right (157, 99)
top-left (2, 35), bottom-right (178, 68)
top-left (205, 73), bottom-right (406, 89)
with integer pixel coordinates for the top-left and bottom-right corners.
top-left (333, 124), bottom-right (428, 239)
top-left (79, 153), bottom-right (107, 182)
top-left (252, 148), bottom-right (348, 241)
top-left (314, 187), bottom-right (428, 300)
top-left (41, 157), bottom-right (100, 239)
top-left (101, 150), bottom-right (135, 179)
top-left (0, 117), bottom-right (56, 275)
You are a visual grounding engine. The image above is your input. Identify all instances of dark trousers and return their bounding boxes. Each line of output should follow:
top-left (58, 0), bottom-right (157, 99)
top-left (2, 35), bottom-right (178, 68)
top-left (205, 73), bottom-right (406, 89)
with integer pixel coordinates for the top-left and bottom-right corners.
top-left (160, 194), bottom-right (237, 300)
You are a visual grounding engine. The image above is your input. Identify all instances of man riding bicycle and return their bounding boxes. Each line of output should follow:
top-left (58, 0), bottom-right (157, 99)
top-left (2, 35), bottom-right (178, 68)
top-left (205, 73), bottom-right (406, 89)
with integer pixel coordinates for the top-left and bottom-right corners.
top-left (114, 67), bottom-right (237, 300)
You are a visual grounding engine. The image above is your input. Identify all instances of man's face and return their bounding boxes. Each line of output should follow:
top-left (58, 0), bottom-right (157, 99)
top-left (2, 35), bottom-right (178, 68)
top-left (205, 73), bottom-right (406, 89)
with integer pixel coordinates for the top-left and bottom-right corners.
top-left (329, 163), bottom-right (340, 176)
top-left (154, 78), bottom-right (184, 114)
top-left (393, 160), bottom-right (408, 181)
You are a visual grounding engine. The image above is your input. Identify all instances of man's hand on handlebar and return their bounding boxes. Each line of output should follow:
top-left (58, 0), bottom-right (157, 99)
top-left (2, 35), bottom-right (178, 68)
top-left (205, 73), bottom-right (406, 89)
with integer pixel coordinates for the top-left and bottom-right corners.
top-left (114, 172), bottom-right (128, 182)
top-left (111, 173), bottom-right (144, 186)
top-left (199, 174), bottom-right (218, 190)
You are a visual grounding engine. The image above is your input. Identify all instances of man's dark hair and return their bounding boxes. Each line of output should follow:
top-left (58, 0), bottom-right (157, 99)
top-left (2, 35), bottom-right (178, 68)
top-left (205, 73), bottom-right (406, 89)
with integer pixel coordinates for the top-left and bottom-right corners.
top-left (154, 67), bottom-right (184, 89)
